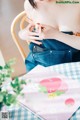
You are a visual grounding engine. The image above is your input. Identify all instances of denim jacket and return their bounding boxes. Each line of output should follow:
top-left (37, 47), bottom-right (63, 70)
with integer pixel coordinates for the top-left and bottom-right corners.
top-left (25, 31), bottom-right (80, 71)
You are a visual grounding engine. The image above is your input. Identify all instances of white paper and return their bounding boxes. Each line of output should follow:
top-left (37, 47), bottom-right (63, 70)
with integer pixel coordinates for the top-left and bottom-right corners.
top-left (19, 66), bottom-right (80, 120)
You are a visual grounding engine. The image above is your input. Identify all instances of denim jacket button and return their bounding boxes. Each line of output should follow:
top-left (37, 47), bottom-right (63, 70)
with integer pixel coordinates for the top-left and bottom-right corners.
top-left (50, 50), bottom-right (52, 53)
top-left (69, 50), bottom-right (71, 52)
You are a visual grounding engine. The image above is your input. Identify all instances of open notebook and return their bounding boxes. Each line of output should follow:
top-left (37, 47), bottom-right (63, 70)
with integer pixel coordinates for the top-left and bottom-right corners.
top-left (19, 65), bottom-right (80, 120)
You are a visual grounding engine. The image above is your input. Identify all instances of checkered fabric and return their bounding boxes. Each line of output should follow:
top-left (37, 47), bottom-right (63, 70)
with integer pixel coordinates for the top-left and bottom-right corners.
top-left (7, 62), bottom-right (80, 120)
top-left (51, 62), bottom-right (80, 80)
top-left (8, 106), bottom-right (43, 120)
top-left (49, 62), bottom-right (80, 120)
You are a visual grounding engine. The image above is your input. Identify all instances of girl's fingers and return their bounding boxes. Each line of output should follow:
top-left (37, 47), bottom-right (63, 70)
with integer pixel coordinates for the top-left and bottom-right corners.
top-left (29, 32), bottom-right (44, 39)
top-left (30, 26), bottom-right (34, 32)
top-left (29, 32), bottom-right (40, 36)
top-left (29, 36), bottom-right (42, 40)
top-left (30, 40), bottom-right (42, 45)
top-left (27, 23), bottom-right (35, 31)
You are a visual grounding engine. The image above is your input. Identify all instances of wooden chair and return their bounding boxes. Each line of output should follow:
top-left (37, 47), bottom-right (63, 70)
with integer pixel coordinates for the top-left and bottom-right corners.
top-left (11, 11), bottom-right (29, 62)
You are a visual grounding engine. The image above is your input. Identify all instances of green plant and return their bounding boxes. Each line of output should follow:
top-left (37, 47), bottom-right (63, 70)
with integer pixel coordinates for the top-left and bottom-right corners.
top-left (0, 59), bottom-right (15, 86)
top-left (0, 59), bottom-right (26, 110)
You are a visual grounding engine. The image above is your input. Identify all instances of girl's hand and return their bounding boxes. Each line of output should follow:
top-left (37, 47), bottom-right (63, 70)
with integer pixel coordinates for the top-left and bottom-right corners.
top-left (18, 23), bottom-right (42, 45)
top-left (39, 24), bottom-right (59, 39)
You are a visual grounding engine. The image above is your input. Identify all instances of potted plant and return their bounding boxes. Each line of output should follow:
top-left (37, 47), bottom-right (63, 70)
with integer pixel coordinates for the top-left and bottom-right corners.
top-left (0, 59), bottom-right (26, 111)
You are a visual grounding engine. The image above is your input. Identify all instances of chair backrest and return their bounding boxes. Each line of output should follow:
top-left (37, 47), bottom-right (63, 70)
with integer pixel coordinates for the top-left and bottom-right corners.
top-left (11, 11), bottom-right (29, 62)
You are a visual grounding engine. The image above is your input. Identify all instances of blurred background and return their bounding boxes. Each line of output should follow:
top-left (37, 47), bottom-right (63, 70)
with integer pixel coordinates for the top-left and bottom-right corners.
top-left (0, 0), bottom-right (28, 77)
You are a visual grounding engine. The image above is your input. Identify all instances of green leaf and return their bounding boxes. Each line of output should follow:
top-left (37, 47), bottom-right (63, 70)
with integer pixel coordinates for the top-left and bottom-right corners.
top-left (20, 80), bottom-right (26, 85)
top-left (39, 85), bottom-right (48, 93)
top-left (18, 87), bottom-right (22, 92)
top-left (4, 64), bottom-right (10, 69)
top-left (11, 82), bottom-right (17, 88)
top-left (15, 86), bottom-right (22, 94)
top-left (5, 74), bottom-right (10, 78)
top-left (0, 79), bottom-right (3, 85)
top-left (0, 66), bottom-right (3, 70)
top-left (0, 93), bottom-right (4, 102)
top-left (2, 91), bottom-right (8, 96)
top-left (8, 94), bottom-right (16, 103)
top-left (11, 77), bottom-right (20, 88)
top-left (56, 91), bottom-right (65, 95)
top-left (2, 74), bottom-right (6, 78)
top-left (3, 94), bottom-right (16, 106)
top-left (14, 77), bottom-right (19, 85)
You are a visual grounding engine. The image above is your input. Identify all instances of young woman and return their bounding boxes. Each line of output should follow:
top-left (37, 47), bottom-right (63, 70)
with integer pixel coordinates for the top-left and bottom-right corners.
top-left (19, 0), bottom-right (80, 71)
